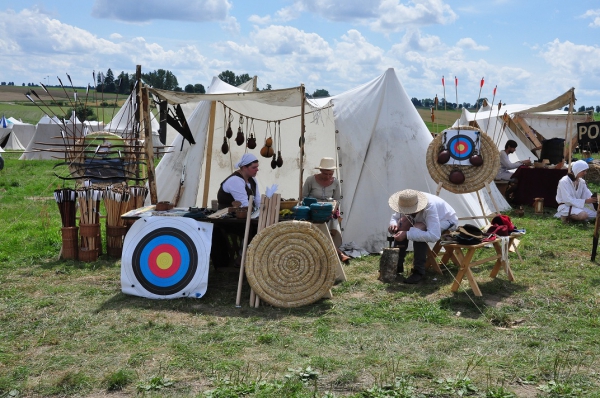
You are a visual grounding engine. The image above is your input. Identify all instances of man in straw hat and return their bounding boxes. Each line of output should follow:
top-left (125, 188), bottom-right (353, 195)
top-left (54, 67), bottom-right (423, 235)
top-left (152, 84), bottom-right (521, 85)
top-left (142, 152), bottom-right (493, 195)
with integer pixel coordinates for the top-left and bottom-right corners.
top-left (555, 159), bottom-right (597, 222)
top-left (388, 189), bottom-right (458, 284)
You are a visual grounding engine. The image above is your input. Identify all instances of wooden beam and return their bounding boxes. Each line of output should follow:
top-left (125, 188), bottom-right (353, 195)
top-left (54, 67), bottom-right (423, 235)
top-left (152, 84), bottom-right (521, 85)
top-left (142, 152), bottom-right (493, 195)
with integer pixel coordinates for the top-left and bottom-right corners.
top-left (512, 115), bottom-right (543, 149)
top-left (142, 86), bottom-right (157, 204)
top-left (201, 101), bottom-right (217, 208)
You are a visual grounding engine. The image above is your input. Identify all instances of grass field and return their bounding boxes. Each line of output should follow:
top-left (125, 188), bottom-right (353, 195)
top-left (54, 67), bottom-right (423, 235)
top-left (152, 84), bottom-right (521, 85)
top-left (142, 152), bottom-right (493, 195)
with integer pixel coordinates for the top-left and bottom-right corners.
top-left (2, 152), bottom-right (600, 397)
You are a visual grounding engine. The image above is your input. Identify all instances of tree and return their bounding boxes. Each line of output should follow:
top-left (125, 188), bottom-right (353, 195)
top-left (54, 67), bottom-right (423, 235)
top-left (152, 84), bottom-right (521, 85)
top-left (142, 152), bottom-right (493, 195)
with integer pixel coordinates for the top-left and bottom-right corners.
top-left (311, 89), bottom-right (330, 98)
top-left (116, 71), bottom-right (131, 94)
top-left (142, 69), bottom-right (180, 91)
top-left (411, 97), bottom-right (422, 107)
top-left (104, 69), bottom-right (116, 93)
top-left (596, 105), bottom-right (600, 113)
top-left (65, 104), bottom-right (97, 122)
top-left (184, 84), bottom-right (195, 93)
top-left (218, 70), bottom-right (236, 85)
top-left (578, 105), bottom-right (586, 112)
top-left (262, 84), bottom-right (272, 91)
top-left (235, 73), bottom-right (251, 86)
top-left (194, 84), bottom-right (205, 93)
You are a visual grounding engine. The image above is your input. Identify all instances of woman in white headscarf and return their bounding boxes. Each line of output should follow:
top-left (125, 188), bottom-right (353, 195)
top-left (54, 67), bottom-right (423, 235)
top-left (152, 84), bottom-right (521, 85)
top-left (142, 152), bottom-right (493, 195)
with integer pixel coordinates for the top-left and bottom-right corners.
top-left (217, 153), bottom-right (261, 210)
top-left (555, 160), bottom-right (597, 222)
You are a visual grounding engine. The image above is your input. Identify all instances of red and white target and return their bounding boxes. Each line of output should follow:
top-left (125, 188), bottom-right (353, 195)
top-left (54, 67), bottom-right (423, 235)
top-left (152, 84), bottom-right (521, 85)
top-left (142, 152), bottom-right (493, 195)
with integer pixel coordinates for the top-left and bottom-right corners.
top-left (444, 130), bottom-right (480, 165)
top-left (121, 216), bottom-right (213, 299)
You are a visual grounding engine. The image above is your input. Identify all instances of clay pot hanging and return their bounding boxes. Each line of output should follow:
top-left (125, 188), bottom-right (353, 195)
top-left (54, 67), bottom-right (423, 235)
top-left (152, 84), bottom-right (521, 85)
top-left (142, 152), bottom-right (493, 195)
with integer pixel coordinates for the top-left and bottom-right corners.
top-left (469, 152), bottom-right (483, 167)
top-left (247, 133), bottom-right (256, 149)
top-left (437, 148), bottom-right (450, 164)
top-left (265, 137), bottom-right (273, 147)
top-left (221, 137), bottom-right (229, 154)
top-left (449, 169), bottom-right (465, 185)
top-left (235, 127), bottom-right (245, 146)
top-left (271, 154), bottom-right (277, 169)
top-left (226, 123), bottom-right (233, 139)
top-left (276, 151), bottom-right (283, 167)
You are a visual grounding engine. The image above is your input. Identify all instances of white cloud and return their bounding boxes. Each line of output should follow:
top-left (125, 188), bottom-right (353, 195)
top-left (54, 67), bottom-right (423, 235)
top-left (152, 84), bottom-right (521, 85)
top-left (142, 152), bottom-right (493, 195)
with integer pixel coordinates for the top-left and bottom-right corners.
top-left (250, 25), bottom-right (332, 60)
top-left (110, 33), bottom-right (123, 40)
top-left (456, 38), bottom-right (488, 51)
top-left (91, 0), bottom-right (231, 22)
top-left (581, 9), bottom-right (600, 27)
top-left (540, 39), bottom-right (600, 75)
top-left (389, 29), bottom-right (444, 55)
top-left (279, 0), bottom-right (457, 33)
top-left (221, 16), bottom-right (241, 35)
top-left (248, 14), bottom-right (271, 25)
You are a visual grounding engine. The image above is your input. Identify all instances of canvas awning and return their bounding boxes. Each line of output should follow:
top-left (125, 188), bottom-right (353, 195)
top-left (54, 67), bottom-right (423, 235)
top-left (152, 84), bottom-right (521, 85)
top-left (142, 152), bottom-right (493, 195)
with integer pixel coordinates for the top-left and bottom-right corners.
top-left (149, 86), bottom-right (304, 107)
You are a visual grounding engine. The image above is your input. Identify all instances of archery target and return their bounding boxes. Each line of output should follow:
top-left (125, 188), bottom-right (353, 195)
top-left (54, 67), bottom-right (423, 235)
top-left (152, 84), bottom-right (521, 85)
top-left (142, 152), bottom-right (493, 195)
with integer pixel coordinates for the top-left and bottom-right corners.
top-left (121, 216), bottom-right (213, 299)
top-left (445, 130), bottom-right (479, 165)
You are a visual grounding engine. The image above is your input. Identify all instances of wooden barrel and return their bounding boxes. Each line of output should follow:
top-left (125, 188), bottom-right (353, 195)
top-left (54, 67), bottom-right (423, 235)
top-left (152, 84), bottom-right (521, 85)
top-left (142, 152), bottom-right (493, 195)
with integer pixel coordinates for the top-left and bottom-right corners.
top-left (106, 225), bottom-right (127, 258)
top-left (379, 248), bottom-right (399, 283)
top-left (79, 223), bottom-right (101, 254)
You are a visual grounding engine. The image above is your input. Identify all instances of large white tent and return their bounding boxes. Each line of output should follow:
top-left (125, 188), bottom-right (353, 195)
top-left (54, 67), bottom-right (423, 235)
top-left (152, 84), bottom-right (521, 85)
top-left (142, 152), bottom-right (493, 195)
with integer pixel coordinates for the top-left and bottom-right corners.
top-left (151, 68), bottom-right (509, 252)
top-left (20, 115), bottom-right (68, 160)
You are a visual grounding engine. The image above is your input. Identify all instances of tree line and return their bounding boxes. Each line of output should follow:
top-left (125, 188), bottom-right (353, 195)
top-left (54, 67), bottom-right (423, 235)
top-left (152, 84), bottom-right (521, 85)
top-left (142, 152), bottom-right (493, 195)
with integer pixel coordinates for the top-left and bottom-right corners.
top-left (411, 97), bottom-right (600, 113)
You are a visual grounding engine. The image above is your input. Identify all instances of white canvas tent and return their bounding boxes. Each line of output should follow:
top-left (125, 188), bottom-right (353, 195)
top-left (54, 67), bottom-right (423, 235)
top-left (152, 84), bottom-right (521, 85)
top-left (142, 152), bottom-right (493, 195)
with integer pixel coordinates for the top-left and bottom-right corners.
top-left (8, 117), bottom-right (35, 148)
top-left (2, 131), bottom-right (25, 150)
top-left (20, 115), bottom-right (68, 160)
top-left (104, 93), bottom-right (163, 148)
top-left (151, 68), bottom-right (509, 252)
top-left (0, 115), bottom-right (12, 144)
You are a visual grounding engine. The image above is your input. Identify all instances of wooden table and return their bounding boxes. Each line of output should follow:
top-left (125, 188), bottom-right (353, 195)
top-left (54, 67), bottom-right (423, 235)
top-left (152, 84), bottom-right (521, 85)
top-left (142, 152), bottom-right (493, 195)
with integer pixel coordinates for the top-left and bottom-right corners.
top-left (441, 234), bottom-right (522, 296)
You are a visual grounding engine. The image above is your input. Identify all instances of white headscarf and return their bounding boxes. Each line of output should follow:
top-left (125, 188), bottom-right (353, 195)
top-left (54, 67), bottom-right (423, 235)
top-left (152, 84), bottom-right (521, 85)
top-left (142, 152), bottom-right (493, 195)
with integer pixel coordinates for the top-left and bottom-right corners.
top-left (235, 153), bottom-right (258, 168)
top-left (571, 160), bottom-right (589, 177)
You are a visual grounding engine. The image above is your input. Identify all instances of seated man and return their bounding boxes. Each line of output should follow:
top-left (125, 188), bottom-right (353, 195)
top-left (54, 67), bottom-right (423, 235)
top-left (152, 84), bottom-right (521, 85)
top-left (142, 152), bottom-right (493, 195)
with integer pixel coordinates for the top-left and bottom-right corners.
top-left (555, 160), bottom-right (597, 222)
top-left (388, 189), bottom-right (458, 284)
top-left (496, 140), bottom-right (532, 181)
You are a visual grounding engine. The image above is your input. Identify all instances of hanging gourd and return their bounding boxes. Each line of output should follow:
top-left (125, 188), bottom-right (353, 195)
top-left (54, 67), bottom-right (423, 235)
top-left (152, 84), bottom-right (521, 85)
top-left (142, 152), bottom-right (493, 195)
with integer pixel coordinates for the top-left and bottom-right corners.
top-left (247, 118), bottom-right (257, 149)
top-left (276, 121), bottom-right (283, 167)
top-left (271, 154), bottom-right (277, 169)
top-left (235, 115), bottom-right (245, 146)
top-left (276, 151), bottom-right (283, 167)
top-left (449, 169), bottom-right (465, 184)
top-left (437, 131), bottom-right (450, 164)
top-left (221, 136), bottom-right (229, 154)
top-left (226, 109), bottom-right (233, 139)
top-left (261, 122), bottom-right (274, 158)
top-left (469, 132), bottom-right (483, 166)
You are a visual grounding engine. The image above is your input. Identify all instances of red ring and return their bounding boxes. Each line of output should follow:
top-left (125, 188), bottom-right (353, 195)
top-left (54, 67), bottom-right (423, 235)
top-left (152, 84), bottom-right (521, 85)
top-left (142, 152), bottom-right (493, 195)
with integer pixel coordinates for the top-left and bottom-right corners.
top-left (148, 244), bottom-right (181, 278)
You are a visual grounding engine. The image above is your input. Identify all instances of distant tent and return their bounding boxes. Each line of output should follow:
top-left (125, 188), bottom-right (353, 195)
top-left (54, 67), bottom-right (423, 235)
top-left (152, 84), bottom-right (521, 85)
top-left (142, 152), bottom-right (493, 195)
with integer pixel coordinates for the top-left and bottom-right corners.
top-left (1, 131), bottom-right (25, 150)
top-left (20, 115), bottom-right (67, 160)
top-left (0, 115), bottom-right (12, 144)
top-left (104, 93), bottom-right (163, 149)
top-left (7, 117), bottom-right (35, 148)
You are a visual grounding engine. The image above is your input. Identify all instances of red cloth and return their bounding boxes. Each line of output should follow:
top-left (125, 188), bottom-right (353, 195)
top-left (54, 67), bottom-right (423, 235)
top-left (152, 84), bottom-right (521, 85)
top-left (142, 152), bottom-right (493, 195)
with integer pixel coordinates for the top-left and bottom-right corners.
top-left (511, 166), bottom-right (567, 208)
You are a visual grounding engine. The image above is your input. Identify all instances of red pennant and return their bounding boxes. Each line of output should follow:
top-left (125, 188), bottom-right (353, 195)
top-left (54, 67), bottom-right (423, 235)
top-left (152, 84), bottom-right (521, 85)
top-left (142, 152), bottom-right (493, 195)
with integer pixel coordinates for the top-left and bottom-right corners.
top-left (442, 76), bottom-right (445, 87)
top-left (455, 76), bottom-right (458, 86)
top-left (480, 77), bottom-right (484, 88)
top-left (493, 86), bottom-right (497, 96)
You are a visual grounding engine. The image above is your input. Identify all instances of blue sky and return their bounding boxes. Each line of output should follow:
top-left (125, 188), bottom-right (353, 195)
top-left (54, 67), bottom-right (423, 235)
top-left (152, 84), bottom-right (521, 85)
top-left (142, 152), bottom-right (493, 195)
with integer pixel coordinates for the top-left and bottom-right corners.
top-left (1, 0), bottom-right (599, 108)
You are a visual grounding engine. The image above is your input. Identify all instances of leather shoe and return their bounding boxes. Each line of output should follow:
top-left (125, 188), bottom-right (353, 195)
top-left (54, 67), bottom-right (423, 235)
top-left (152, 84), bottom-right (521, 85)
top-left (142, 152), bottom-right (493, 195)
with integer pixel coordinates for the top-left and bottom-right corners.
top-left (404, 273), bottom-right (423, 284)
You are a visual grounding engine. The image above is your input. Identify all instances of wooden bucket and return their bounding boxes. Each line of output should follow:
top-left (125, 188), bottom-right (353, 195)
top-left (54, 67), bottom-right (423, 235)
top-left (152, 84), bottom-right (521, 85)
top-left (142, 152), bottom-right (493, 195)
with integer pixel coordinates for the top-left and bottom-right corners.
top-left (61, 227), bottom-right (79, 260)
top-left (106, 225), bottom-right (127, 258)
top-left (78, 248), bottom-right (99, 262)
top-left (80, 223), bottom-right (101, 254)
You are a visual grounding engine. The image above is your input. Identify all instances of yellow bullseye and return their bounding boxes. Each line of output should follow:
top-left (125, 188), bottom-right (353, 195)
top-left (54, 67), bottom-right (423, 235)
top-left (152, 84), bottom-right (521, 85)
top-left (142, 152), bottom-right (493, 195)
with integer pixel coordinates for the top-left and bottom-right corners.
top-left (156, 252), bottom-right (174, 269)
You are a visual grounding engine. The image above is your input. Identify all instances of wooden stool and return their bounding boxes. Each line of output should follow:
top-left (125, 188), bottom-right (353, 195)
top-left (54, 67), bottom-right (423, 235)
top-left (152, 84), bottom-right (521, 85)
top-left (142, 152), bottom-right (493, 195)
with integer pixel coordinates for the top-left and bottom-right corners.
top-left (425, 230), bottom-right (449, 275)
top-left (494, 180), bottom-right (509, 198)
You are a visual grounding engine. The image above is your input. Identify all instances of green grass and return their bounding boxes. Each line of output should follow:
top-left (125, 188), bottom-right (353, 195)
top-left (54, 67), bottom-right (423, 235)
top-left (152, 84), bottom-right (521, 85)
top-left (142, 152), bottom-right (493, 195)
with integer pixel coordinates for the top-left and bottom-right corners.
top-left (1, 152), bottom-right (600, 396)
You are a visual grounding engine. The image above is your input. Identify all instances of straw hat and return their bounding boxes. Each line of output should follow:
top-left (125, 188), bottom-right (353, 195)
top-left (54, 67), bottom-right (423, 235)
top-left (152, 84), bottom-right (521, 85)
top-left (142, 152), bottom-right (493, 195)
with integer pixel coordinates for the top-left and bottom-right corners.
top-left (426, 126), bottom-right (500, 194)
top-left (315, 157), bottom-right (337, 170)
top-left (244, 221), bottom-right (336, 308)
top-left (388, 189), bottom-right (428, 214)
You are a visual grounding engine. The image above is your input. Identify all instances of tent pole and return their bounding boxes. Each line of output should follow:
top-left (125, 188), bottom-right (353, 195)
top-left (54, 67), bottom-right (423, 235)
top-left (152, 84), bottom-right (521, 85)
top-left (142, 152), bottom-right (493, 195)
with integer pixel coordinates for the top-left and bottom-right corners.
top-left (565, 89), bottom-right (575, 169)
top-left (142, 86), bottom-right (158, 204)
top-left (299, 85), bottom-right (305, 199)
top-left (135, 65), bottom-right (142, 181)
top-left (202, 101), bottom-right (217, 208)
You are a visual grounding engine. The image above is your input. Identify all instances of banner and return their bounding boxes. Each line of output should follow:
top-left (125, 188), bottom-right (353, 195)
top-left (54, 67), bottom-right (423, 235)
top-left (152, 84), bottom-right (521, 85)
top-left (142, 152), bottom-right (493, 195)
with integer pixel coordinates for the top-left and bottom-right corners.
top-left (578, 121), bottom-right (600, 150)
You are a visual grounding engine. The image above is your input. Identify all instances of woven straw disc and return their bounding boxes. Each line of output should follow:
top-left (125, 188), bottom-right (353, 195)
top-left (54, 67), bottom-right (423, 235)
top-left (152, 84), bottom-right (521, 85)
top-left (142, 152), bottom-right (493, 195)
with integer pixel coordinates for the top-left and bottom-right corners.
top-left (426, 127), bottom-right (500, 194)
top-left (245, 221), bottom-right (337, 308)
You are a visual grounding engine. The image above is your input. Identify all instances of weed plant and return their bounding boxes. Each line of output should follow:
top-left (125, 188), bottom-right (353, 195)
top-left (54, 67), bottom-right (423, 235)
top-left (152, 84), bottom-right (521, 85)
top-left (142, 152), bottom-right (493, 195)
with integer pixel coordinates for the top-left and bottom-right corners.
top-left (1, 153), bottom-right (600, 396)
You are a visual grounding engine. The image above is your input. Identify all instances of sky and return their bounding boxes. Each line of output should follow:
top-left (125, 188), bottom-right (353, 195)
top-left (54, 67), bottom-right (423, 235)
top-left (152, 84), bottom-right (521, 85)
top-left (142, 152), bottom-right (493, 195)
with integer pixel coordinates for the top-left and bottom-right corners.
top-left (1, 0), bottom-right (600, 108)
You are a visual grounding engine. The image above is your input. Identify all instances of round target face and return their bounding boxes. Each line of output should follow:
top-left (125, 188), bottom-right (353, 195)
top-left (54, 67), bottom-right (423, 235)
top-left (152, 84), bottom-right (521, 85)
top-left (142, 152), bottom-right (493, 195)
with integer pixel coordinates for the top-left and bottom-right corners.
top-left (447, 134), bottom-right (475, 161)
top-left (131, 227), bottom-right (198, 296)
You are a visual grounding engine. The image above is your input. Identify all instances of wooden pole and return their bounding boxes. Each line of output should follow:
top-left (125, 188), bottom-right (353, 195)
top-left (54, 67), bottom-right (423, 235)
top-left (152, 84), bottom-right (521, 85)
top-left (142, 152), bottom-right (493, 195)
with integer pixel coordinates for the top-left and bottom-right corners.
top-left (565, 89), bottom-right (575, 167)
top-left (142, 86), bottom-right (157, 204)
top-left (299, 85), bottom-right (305, 200)
top-left (236, 195), bottom-right (254, 307)
top-left (135, 65), bottom-right (142, 181)
top-left (202, 101), bottom-right (217, 208)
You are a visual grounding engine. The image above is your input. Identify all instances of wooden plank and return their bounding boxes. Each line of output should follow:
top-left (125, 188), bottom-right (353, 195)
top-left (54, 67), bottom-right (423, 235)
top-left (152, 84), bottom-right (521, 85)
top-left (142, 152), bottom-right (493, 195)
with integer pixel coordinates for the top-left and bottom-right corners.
top-left (512, 115), bottom-right (543, 149)
top-left (141, 87), bottom-right (157, 204)
top-left (236, 195), bottom-right (254, 307)
top-left (201, 101), bottom-right (217, 208)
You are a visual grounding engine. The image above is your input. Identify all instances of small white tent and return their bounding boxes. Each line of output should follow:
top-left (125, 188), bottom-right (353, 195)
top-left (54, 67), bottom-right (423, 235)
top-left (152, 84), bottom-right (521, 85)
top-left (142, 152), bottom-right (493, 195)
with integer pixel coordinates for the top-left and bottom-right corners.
top-left (104, 93), bottom-right (163, 148)
top-left (20, 115), bottom-right (67, 160)
top-left (8, 117), bottom-right (35, 148)
top-left (151, 69), bottom-right (509, 252)
top-left (2, 131), bottom-right (25, 150)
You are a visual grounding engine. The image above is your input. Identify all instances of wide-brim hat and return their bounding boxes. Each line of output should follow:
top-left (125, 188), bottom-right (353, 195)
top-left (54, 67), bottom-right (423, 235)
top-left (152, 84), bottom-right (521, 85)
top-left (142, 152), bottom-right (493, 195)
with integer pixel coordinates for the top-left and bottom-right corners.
top-left (315, 157), bottom-right (337, 170)
top-left (458, 224), bottom-right (483, 239)
top-left (388, 189), bottom-right (428, 214)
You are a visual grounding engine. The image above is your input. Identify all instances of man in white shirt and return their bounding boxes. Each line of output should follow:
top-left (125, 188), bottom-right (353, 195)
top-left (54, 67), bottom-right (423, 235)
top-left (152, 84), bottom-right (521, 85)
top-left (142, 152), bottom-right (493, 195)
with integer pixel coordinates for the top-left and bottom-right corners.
top-left (497, 140), bottom-right (531, 181)
top-left (388, 189), bottom-right (458, 284)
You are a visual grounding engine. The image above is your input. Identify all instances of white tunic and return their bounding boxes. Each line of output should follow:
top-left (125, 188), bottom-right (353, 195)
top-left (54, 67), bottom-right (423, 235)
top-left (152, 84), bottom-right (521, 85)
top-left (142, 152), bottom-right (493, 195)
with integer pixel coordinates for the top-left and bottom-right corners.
top-left (496, 150), bottom-right (524, 180)
top-left (554, 175), bottom-right (596, 219)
